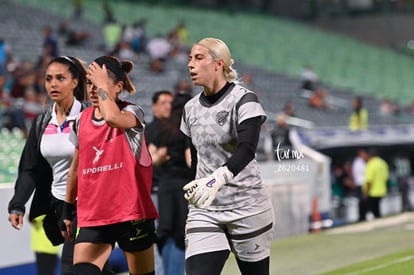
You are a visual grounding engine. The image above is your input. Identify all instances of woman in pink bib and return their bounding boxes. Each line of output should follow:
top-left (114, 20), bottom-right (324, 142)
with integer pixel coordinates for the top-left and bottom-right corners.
top-left (61, 55), bottom-right (158, 275)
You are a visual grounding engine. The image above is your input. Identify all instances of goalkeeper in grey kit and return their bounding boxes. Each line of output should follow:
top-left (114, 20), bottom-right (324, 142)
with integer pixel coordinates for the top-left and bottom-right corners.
top-left (181, 37), bottom-right (275, 275)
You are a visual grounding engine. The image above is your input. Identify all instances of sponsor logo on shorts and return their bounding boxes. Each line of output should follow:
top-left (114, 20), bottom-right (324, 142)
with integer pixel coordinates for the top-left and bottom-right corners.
top-left (246, 243), bottom-right (265, 255)
top-left (129, 227), bottom-right (148, 241)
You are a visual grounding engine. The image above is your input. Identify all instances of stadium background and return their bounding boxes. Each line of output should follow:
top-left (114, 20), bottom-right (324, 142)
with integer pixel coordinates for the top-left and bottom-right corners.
top-left (1, 0), bottom-right (414, 274)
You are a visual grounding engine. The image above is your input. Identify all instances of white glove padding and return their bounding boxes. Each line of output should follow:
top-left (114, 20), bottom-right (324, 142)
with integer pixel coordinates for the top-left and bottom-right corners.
top-left (183, 166), bottom-right (234, 208)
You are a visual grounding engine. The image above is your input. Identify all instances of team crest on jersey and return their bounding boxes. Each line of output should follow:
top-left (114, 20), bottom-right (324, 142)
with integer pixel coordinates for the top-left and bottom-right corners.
top-left (216, 111), bottom-right (229, 126)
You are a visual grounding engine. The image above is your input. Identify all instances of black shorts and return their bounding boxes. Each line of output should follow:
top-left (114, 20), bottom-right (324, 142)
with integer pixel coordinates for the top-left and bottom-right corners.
top-left (75, 219), bottom-right (157, 252)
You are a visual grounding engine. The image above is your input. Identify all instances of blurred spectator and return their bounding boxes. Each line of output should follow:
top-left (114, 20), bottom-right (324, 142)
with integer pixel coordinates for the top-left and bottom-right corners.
top-left (349, 96), bottom-right (368, 131)
top-left (35, 52), bottom-right (54, 74)
top-left (241, 73), bottom-right (252, 87)
top-left (10, 67), bottom-right (36, 99)
top-left (362, 149), bottom-right (389, 220)
top-left (58, 20), bottom-right (69, 36)
top-left (156, 92), bottom-right (192, 275)
top-left (241, 73), bottom-right (263, 99)
top-left (123, 19), bottom-right (147, 53)
top-left (283, 101), bottom-right (296, 117)
top-left (241, 73), bottom-right (253, 87)
top-left (58, 20), bottom-right (91, 47)
top-left (42, 26), bottom-right (59, 58)
top-left (352, 148), bottom-right (368, 221)
top-left (31, 215), bottom-right (60, 275)
top-left (332, 163), bottom-right (345, 198)
top-left (332, 160), bottom-right (359, 203)
top-left (301, 64), bottom-right (318, 91)
top-left (379, 98), bottom-right (399, 116)
top-left (338, 161), bottom-right (356, 197)
top-left (167, 30), bottom-right (188, 64)
top-left (102, 21), bottom-right (122, 52)
top-left (174, 78), bottom-right (193, 95)
top-left (147, 90), bottom-right (173, 169)
top-left (1, 100), bottom-right (26, 137)
top-left (0, 74), bottom-right (10, 127)
top-left (270, 113), bottom-right (293, 161)
top-left (33, 67), bottom-right (48, 98)
top-left (72, 0), bottom-right (83, 18)
top-left (102, 0), bottom-right (116, 24)
top-left (110, 40), bottom-right (139, 62)
top-left (146, 90), bottom-right (174, 275)
top-left (0, 73), bottom-right (6, 100)
top-left (146, 34), bottom-right (172, 73)
top-left (22, 89), bottom-right (43, 130)
top-left (407, 100), bottom-right (414, 115)
top-left (175, 20), bottom-right (188, 46)
top-left (0, 37), bottom-right (13, 75)
top-left (5, 62), bottom-right (44, 137)
top-left (309, 87), bottom-right (329, 109)
top-left (101, 1), bottom-right (121, 52)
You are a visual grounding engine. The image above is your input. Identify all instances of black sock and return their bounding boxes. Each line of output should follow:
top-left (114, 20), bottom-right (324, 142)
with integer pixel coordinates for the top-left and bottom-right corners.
top-left (73, 263), bottom-right (101, 275)
top-left (236, 257), bottom-right (270, 275)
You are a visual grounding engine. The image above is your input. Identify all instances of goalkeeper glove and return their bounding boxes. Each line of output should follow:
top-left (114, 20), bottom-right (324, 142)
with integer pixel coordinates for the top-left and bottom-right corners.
top-left (183, 166), bottom-right (233, 208)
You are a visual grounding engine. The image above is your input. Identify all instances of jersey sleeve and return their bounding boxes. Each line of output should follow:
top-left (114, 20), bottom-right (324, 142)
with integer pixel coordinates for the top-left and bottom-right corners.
top-left (123, 103), bottom-right (146, 159)
top-left (180, 106), bottom-right (191, 137)
top-left (124, 104), bottom-right (145, 132)
top-left (236, 92), bottom-right (267, 125)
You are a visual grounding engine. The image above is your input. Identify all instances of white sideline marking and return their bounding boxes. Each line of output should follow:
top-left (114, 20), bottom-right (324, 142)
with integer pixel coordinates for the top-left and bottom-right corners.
top-left (326, 213), bottom-right (414, 234)
top-left (342, 255), bottom-right (414, 275)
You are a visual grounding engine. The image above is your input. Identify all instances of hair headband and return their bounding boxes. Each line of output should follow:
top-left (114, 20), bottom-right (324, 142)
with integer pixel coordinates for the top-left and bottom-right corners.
top-left (61, 56), bottom-right (75, 65)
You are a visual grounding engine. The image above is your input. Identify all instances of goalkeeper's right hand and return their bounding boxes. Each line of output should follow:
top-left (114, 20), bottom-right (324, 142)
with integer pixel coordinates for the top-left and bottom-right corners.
top-left (183, 166), bottom-right (233, 208)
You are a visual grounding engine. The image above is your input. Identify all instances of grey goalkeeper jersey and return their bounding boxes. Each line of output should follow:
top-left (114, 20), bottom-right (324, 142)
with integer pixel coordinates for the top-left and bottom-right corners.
top-left (180, 84), bottom-right (269, 210)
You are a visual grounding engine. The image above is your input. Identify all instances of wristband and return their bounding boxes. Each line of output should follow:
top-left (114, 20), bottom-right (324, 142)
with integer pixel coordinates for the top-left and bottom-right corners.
top-left (61, 201), bottom-right (75, 221)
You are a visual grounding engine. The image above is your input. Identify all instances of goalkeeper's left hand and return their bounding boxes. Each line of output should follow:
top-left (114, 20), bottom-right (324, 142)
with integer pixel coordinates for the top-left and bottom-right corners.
top-left (183, 166), bottom-right (233, 208)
